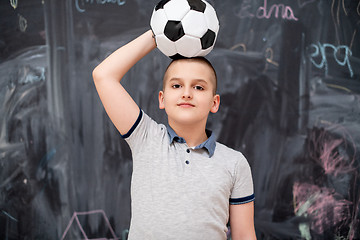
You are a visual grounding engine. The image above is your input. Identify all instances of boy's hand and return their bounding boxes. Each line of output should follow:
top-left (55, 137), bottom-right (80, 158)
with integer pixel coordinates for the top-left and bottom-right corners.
top-left (92, 30), bottom-right (156, 135)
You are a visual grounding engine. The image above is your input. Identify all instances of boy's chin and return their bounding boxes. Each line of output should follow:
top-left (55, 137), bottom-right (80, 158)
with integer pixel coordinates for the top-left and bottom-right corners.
top-left (168, 113), bottom-right (207, 126)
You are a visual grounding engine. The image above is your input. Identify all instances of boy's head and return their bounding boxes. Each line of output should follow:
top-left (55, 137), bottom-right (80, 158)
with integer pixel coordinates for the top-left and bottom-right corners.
top-left (158, 57), bottom-right (220, 127)
top-left (162, 57), bottom-right (218, 95)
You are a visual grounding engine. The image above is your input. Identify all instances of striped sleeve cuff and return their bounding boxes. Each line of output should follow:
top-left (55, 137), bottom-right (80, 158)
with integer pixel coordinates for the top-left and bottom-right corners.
top-left (229, 194), bottom-right (255, 205)
top-left (121, 108), bottom-right (143, 139)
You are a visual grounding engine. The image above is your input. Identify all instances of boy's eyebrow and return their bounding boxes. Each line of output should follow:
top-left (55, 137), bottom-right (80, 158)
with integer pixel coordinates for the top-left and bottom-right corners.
top-left (168, 78), bottom-right (209, 84)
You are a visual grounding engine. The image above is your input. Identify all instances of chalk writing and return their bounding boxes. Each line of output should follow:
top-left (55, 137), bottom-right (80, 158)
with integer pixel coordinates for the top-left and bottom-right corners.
top-left (18, 14), bottom-right (27, 32)
top-left (238, 0), bottom-right (298, 21)
top-left (10, 0), bottom-right (18, 9)
top-left (75, 0), bottom-right (126, 13)
top-left (61, 210), bottom-right (118, 240)
top-left (309, 42), bottom-right (354, 78)
top-left (257, 0), bottom-right (299, 20)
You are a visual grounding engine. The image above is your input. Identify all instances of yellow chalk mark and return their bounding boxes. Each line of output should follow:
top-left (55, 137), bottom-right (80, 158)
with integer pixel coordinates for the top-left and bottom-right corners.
top-left (230, 43), bottom-right (247, 52)
top-left (10, 0), bottom-right (17, 9)
top-left (265, 48), bottom-right (279, 67)
top-left (326, 83), bottom-right (352, 93)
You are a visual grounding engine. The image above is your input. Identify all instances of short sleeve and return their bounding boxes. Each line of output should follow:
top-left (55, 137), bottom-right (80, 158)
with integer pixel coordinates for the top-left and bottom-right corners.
top-left (229, 154), bottom-right (255, 205)
top-left (123, 110), bottom-right (167, 155)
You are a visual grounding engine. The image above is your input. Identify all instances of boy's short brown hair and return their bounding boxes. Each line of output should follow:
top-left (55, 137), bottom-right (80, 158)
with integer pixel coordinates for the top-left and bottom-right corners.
top-left (162, 57), bottom-right (218, 95)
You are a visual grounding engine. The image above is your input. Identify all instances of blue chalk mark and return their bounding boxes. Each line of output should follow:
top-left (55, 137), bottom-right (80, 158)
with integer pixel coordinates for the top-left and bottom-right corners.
top-left (1, 210), bottom-right (18, 222)
top-left (309, 42), bottom-right (354, 78)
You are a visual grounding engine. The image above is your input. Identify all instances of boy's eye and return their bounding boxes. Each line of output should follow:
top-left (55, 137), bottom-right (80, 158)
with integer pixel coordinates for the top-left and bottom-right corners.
top-left (194, 85), bottom-right (204, 90)
top-left (172, 84), bottom-right (181, 89)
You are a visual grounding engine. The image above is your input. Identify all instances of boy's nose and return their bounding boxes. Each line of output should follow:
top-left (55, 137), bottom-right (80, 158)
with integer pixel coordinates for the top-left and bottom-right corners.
top-left (182, 88), bottom-right (192, 99)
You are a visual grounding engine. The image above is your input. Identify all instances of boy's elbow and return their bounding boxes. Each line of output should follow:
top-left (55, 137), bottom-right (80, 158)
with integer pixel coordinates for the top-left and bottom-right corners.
top-left (92, 66), bottom-right (102, 83)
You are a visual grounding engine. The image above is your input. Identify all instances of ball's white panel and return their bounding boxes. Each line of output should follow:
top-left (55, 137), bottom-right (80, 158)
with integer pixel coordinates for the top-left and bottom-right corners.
top-left (150, 9), bottom-right (168, 35)
top-left (182, 11), bottom-right (207, 38)
top-left (155, 34), bottom-right (177, 56)
top-left (204, 2), bottom-right (219, 33)
top-left (175, 35), bottom-right (202, 58)
top-left (163, 0), bottom-right (190, 21)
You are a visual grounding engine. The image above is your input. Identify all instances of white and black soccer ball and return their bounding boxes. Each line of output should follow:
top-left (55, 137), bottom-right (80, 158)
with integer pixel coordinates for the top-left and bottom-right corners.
top-left (150, 0), bottom-right (219, 59)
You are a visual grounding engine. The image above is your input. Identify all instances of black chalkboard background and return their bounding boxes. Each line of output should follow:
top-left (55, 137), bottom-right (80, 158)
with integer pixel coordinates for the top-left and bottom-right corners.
top-left (1, 0), bottom-right (360, 239)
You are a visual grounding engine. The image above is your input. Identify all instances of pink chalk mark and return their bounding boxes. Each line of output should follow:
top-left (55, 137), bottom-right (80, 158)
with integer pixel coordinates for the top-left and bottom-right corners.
top-left (256, 0), bottom-right (298, 20)
top-left (293, 182), bottom-right (352, 234)
top-left (61, 210), bottom-right (118, 240)
top-left (308, 125), bottom-right (356, 177)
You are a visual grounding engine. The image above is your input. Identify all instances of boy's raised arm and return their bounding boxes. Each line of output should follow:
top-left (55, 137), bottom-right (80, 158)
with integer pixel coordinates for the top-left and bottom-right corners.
top-left (92, 30), bottom-right (156, 135)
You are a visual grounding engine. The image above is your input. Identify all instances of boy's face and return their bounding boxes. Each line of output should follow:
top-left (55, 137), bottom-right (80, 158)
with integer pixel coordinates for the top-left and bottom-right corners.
top-left (158, 59), bottom-right (220, 126)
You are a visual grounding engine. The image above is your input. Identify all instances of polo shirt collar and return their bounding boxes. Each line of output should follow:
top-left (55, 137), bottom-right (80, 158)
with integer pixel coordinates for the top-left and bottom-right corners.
top-left (167, 125), bottom-right (216, 158)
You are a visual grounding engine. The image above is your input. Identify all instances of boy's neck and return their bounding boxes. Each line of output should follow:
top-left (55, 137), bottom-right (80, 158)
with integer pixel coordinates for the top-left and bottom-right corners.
top-left (168, 121), bottom-right (208, 147)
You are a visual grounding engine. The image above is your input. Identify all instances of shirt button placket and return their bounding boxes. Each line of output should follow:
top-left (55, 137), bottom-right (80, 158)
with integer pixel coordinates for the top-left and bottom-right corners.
top-left (185, 149), bottom-right (191, 165)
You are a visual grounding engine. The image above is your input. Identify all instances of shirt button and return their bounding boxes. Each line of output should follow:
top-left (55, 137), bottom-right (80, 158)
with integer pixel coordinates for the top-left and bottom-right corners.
top-left (185, 160), bottom-right (190, 164)
top-left (186, 149), bottom-right (190, 153)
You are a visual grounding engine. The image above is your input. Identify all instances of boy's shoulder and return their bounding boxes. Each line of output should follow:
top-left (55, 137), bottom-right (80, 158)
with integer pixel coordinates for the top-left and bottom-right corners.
top-left (214, 141), bottom-right (249, 165)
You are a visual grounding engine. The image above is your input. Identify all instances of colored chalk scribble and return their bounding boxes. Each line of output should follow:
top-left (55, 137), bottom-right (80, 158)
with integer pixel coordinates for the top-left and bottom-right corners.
top-left (293, 124), bottom-right (359, 239)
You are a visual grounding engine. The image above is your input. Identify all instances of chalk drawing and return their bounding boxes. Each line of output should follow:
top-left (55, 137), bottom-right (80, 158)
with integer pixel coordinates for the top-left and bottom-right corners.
top-left (1, 210), bottom-right (18, 240)
top-left (18, 14), bottom-right (27, 32)
top-left (307, 124), bottom-right (356, 177)
top-left (75, 0), bottom-right (126, 13)
top-left (61, 210), bottom-right (118, 240)
top-left (10, 0), bottom-right (18, 9)
top-left (265, 47), bottom-right (279, 67)
top-left (230, 43), bottom-right (279, 73)
top-left (293, 182), bottom-right (352, 234)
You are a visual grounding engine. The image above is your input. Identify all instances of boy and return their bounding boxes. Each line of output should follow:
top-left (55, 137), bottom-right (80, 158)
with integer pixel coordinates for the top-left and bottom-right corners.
top-left (92, 30), bottom-right (256, 239)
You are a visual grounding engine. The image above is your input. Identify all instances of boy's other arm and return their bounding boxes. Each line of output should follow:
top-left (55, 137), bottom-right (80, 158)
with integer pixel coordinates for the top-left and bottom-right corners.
top-left (92, 30), bottom-right (156, 135)
top-left (229, 202), bottom-right (257, 240)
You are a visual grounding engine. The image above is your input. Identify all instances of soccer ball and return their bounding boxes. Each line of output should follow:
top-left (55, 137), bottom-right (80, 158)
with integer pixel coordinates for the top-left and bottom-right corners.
top-left (150, 0), bottom-right (219, 59)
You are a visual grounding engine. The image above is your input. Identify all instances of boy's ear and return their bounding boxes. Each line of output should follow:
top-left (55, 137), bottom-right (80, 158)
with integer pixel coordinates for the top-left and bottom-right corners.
top-left (210, 94), bottom-right (220, 113)
top-left (158, 91), bottom-right (165, 109)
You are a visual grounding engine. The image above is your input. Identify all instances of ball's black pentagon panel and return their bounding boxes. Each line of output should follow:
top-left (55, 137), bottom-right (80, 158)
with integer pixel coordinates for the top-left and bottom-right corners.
top-left (164, 21), bottom-right (185, 41)
top-left (187, 0), bottom-right (206, 13)
top-left (155, 0), bottom-right (172, 11)
top-left (200, 29), bottom-right (215, 49)
top-left (170, 53), bottom-right (187, 60)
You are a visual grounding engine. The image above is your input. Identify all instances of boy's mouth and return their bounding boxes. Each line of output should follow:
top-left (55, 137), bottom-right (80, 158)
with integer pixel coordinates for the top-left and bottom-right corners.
top-left (178, 102), bottom-right (195, 108)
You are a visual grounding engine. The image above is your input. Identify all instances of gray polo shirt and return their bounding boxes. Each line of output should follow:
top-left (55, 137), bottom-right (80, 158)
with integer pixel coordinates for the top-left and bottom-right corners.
top-left (124, 110), bottom-right (254, 240)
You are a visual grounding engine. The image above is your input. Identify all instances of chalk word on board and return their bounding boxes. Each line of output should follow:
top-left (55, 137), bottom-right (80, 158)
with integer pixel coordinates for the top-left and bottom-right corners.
top-left (75, 0), bottom-right (126, 13)
top-left (309, 42), bottom-right (354, 78)
top-left (238, 0), bottom-right (298, 21)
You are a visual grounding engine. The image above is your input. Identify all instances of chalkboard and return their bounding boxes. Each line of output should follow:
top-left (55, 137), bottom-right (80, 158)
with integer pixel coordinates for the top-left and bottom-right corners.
top-left (1, 0), bottom-right (359, 239)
